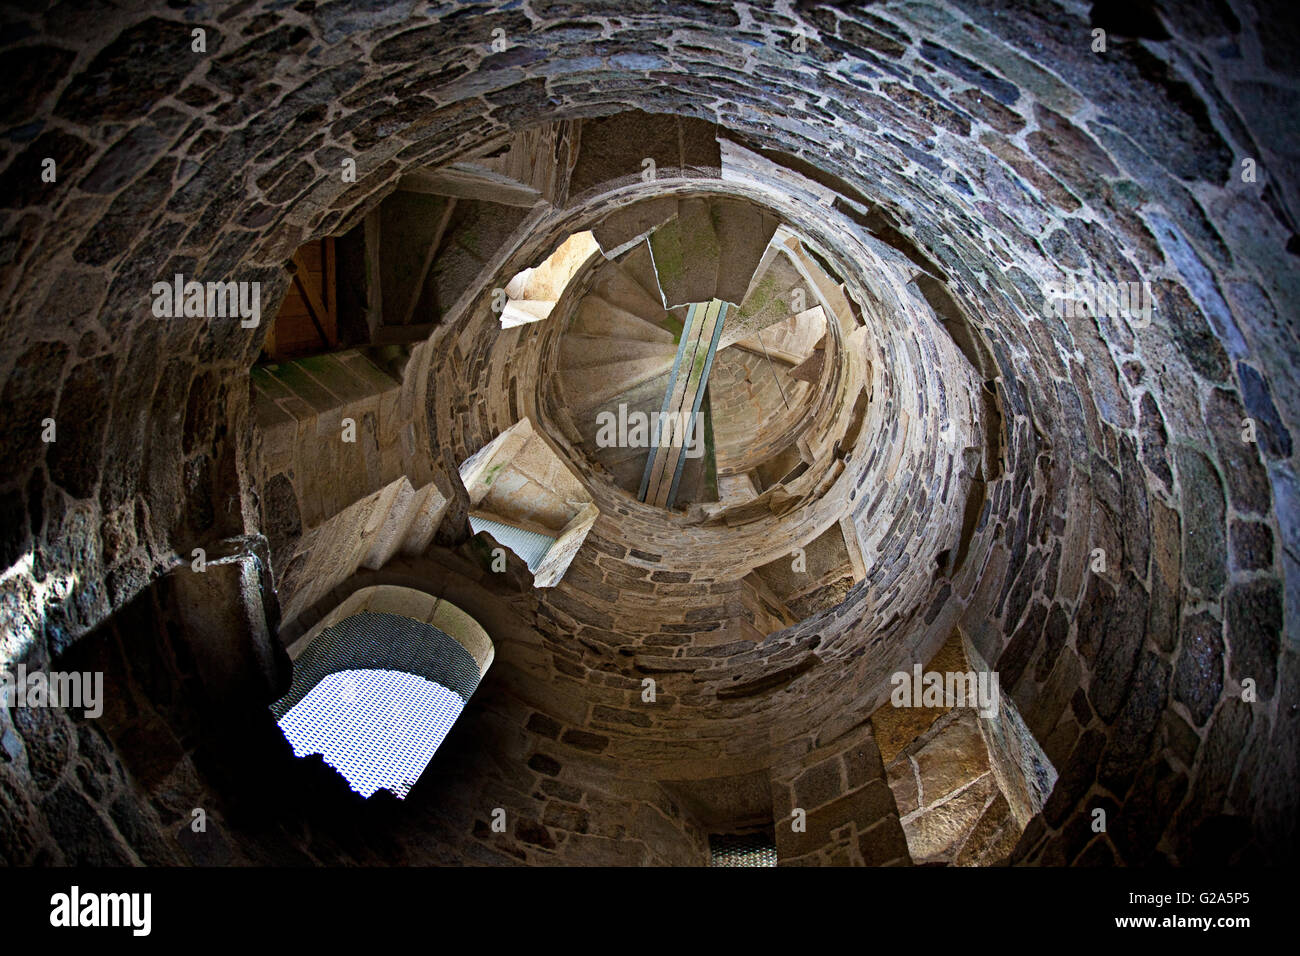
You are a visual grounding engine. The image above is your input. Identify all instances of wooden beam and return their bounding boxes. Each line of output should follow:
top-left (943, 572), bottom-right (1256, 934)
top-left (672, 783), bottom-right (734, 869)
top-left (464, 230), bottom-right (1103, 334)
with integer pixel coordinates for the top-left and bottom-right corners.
top-left (399, 198), bottom-right (456, 327)
top-left (322, 236), bottom-right (336, 331)
top-left (397, 163), bottom-right (542, 207)
top-left (290, 248), bottom-right (331, 348)
top-left (364, 209), bottom-right (383, 340)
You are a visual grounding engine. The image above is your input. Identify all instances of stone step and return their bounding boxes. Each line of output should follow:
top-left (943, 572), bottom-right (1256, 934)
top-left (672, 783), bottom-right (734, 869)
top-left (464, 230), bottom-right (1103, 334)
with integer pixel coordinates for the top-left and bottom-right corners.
top-left (592, 259), bottom-right (670, 325)
top-left (710, 199), bottom-right (781, 305)
top-left (570, 295), bottom-right (677, 344)
top-left (784, 237), bottom-right (859, 336)
top-left (788, 338), bottom-right (827, 384)
top-left (649, 197), bottom-right (722, 308)
top-left (597, 410), bottom-right (671, 466)
top-left (619, 240), bottom-right (669, 308)
top-left (567, 111), bottom-right (721, 198)
top-left (397, 482), bottom-right (447, 557)
top-left (569, 356), bottom-right (684, 412)
top-left (717, 248), bottom-right (807, 351)
top-left (560, 335), bottom-right (678, 370)
top-left (360, 478), bottom-right (445, 570)
top-left (576, 374), bottom-right (670, 478)
top-left (592, 196), bottom-right (679, 259)
top-left (730, 305), bottom-right (828, 365)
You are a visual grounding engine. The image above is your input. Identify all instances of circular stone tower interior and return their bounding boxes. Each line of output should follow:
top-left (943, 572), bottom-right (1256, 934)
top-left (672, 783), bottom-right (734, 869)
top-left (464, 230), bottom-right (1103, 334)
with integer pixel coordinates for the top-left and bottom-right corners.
top-left (0, 0), bottom-right (1296, 868)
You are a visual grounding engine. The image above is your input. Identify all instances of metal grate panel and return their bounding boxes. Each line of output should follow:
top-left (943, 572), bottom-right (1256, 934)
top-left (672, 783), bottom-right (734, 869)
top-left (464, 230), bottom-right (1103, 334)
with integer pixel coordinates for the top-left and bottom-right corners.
top-left (277, 669), bottom-right (465, 799)
top-left (469, 514), bottom-right (556, 572)
top-left (271, 611), bottom-right (487, 799)
top-left (272, 611), bottom-right (482, 717)
top-left (709, 832), bottom-right (778, 867)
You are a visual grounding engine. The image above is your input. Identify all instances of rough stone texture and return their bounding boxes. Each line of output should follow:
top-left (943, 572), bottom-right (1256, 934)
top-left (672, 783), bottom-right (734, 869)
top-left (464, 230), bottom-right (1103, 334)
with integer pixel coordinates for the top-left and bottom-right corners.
top-left (0, 0), bottom-right (1295, 867)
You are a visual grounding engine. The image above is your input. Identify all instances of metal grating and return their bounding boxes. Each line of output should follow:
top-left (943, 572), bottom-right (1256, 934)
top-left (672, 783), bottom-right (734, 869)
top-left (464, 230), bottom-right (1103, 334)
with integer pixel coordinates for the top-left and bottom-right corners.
top-left (277, 669), bottom-right (465, 799)
top-left (469, 514), bottom-right (556, 572)
top-left (271, 611), bottom-right (487, 799)
top-left (272, 611), bottom-right (482, 716)
top-left (709, 832), bottom-right (778, 867)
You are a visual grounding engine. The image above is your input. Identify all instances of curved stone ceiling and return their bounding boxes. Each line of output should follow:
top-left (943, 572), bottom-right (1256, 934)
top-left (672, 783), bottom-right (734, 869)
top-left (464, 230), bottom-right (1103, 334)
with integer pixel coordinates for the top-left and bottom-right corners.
top-left (0, 0), bottom-right (1294, 868)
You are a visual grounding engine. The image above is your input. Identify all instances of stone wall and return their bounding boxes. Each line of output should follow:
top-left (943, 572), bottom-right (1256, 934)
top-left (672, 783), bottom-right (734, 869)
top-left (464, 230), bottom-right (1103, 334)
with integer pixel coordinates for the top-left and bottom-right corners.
top-left (1, 0), bottom-right (1296, 865)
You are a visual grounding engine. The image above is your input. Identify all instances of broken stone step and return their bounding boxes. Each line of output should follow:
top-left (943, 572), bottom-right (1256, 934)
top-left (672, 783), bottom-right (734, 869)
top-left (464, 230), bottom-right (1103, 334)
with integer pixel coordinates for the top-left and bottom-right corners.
top-left (618, 240), bottom-right (670, 309)
top-left (592, 260), bottom-right (672, 325)
top-left (649, 197), bottom-right (721, 308)
top-left (710, 199), bottom-right (780, 305)
top-left (500, 298), bottom-right (555, 328)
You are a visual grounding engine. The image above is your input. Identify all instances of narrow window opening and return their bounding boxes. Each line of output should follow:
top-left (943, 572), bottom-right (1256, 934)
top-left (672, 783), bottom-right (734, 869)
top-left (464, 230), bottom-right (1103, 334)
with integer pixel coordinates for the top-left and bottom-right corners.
top-left (500, 230), bottom-right (600, 328)
top-left (468, 513), bottom-right (557, 572)
top-left (272, 603), bottom-right (492, 800)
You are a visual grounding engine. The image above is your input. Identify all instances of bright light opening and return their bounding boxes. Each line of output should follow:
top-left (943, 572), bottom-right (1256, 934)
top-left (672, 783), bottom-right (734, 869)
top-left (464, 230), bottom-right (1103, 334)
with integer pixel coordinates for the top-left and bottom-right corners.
top-left (500, 230), bottom-right (600, 328)
top-left (276, 668), bottom-right (466, 799)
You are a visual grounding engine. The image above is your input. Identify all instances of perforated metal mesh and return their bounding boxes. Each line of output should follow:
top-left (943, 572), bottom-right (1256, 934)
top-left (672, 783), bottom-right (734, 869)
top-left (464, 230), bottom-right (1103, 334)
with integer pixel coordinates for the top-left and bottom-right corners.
top-left (278, 670), bottom-right (465, 798)
top-left (709, 832), bottom-right (778, 867)
top-left (469, 514), bottom-right (556, 572)
top-left (271, 611), bottom-right (486, 799)
top-left (272, 611), bottom-right (482, 717)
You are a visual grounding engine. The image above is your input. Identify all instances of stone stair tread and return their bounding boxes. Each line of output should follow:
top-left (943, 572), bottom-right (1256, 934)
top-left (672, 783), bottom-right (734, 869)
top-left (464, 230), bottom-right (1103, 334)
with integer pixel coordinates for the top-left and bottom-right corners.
top-left (592, 196), bottom-right (679, 258)
top-left (500, 298), bottom-right (555, 328)
top-left (717, 249), bottom-right (806, 351)
top-left (571, 295), bottom-right (676, 344)
top-left (618, 241), bottom-right (669, 308)
top-left (786, 239), bottom-right (858, 335)
top-left (710, 199), bottom-right (781, 305)
top-left (595, 404), bottom-right (672, 463)
top-left (593, 261), bottom-right (671, 325)
top-left (560, 336), bottom-right (678, 370)
top-left (571, 372), bottom-right (673, 486)
top-left (569, 357), bottom-right (682, 411)
top-left (398, 483), bottom-right (447, 557)
top-left (359, 479), bottom-right (448, 570)
top-left (649, 198), bottom-right (721, 309)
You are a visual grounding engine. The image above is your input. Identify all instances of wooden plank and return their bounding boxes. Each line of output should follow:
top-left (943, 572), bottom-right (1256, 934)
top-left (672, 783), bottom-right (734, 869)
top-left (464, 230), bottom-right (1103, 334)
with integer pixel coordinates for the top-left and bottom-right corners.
top-left (644, 299), bottom-right (725, 508)
top-left (643, 306), bottom-right (707, 505)
top-left (653, 301), bottom-right (723, 507)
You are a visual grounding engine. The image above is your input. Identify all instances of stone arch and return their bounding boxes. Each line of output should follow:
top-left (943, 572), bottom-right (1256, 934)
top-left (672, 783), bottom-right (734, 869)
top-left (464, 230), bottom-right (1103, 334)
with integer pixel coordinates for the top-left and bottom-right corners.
top-left (270, 585), bottom-right (493, 799)
top-left (0, 1), bottom-right (1294, 868)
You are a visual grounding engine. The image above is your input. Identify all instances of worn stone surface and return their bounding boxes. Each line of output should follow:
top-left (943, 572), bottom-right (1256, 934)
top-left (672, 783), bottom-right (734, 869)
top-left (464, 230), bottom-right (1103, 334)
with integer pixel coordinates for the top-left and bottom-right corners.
top-left (0, 0), bottom-right (1295, 868)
